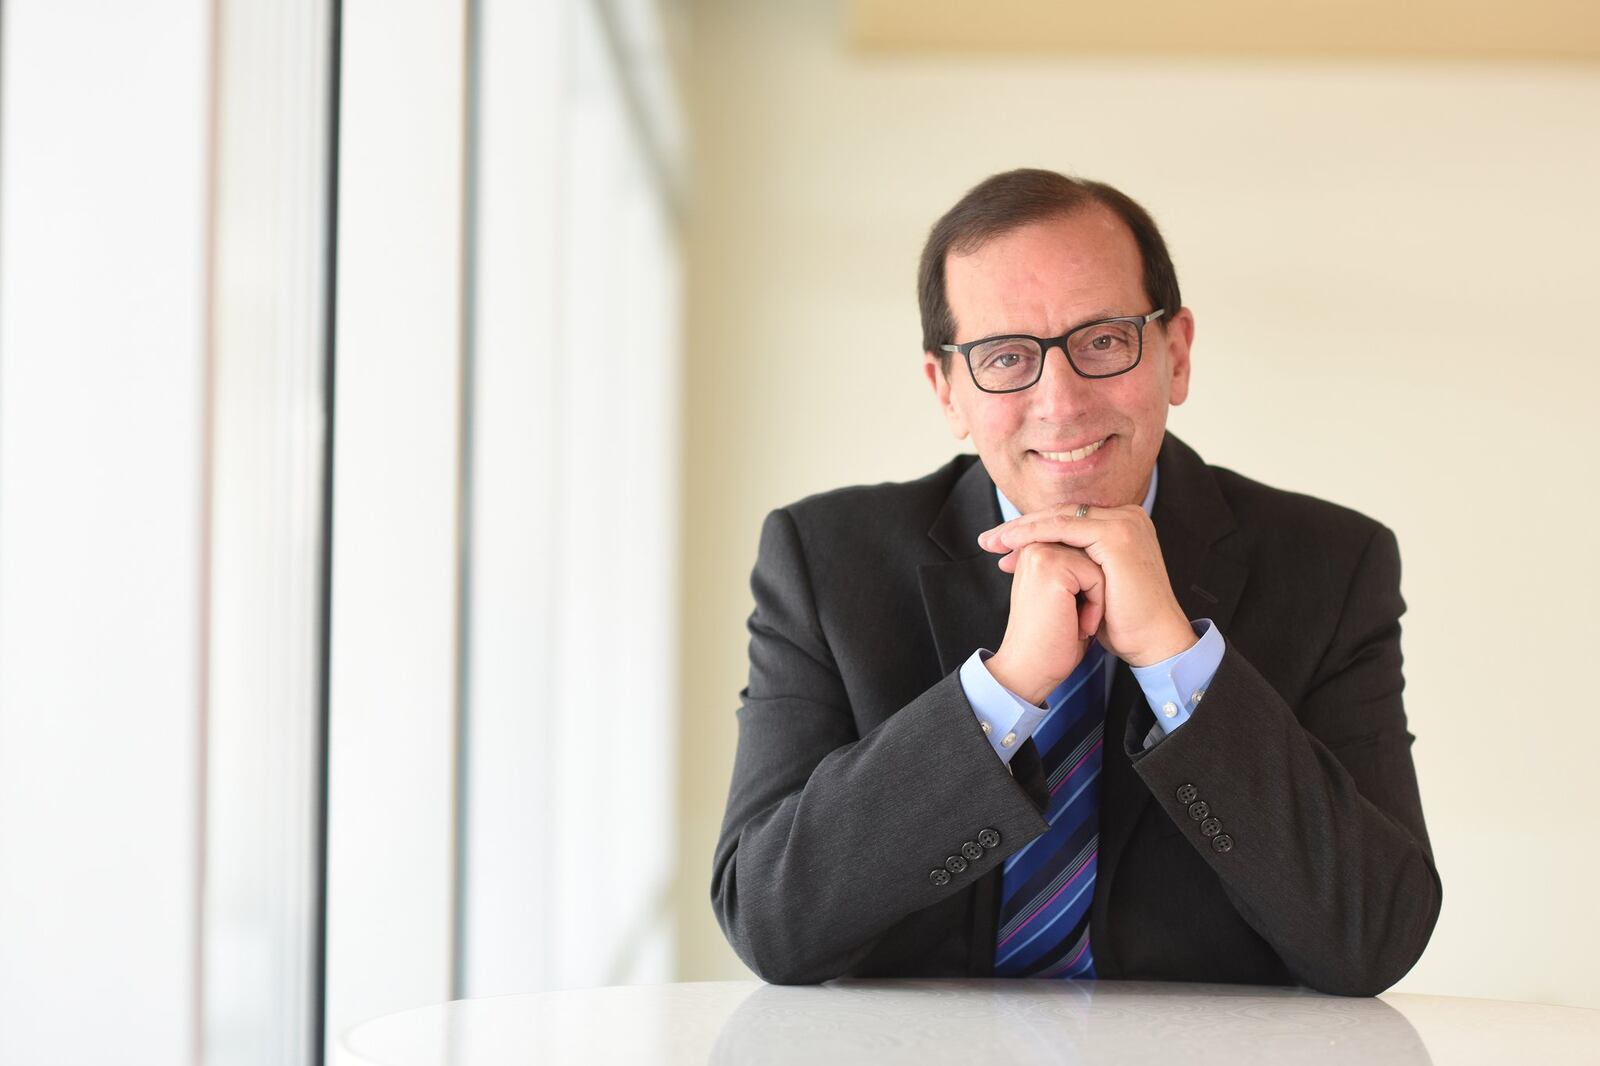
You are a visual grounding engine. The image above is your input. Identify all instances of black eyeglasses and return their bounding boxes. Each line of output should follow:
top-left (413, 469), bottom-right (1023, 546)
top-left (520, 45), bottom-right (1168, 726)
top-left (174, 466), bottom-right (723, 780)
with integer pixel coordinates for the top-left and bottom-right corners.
top-left (939, 309), bottom-right (1165, 393)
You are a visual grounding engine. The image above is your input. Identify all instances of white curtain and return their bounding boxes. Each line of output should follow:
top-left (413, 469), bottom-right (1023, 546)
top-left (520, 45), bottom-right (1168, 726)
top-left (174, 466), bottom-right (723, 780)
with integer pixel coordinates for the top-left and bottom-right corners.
top-left (325, 0), bottom-right (684, 1057)
top-left (0, 1), bottom-right (683, 1063)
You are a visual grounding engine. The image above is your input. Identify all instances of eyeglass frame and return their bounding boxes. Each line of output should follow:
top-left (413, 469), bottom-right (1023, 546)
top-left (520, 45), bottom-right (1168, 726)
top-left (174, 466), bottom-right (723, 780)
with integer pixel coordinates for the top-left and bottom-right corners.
top-left (938, 308), bottom-right (1166, 393)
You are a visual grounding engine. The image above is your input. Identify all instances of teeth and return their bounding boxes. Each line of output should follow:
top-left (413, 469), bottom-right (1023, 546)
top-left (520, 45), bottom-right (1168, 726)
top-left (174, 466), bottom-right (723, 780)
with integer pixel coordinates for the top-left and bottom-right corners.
top-left (1039, 438), bottom-right (1107, 463)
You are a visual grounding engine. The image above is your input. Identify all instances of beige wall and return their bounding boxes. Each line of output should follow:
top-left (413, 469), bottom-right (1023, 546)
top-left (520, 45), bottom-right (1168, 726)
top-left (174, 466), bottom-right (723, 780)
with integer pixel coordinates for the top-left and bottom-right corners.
top-left (675, 0), bottom-right (1600, 1008)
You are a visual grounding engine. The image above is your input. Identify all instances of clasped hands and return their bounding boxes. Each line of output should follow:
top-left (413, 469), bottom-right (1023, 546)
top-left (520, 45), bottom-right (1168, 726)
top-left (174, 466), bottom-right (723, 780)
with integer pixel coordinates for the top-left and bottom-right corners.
top-left (976, 504), bottom-right (1197, 706)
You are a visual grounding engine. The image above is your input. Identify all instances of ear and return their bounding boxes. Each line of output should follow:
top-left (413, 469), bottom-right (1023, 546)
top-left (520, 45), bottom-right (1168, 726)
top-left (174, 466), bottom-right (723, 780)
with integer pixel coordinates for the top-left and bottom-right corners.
top-left (1163, 307), bottom-right (1195, 407)
top-left (923, 351), bottom-right (970, 440)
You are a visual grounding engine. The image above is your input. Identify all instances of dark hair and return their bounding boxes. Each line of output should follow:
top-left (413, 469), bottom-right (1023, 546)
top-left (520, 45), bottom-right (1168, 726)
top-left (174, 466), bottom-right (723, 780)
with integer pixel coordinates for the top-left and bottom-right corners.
top-left (917, 169), bottom-right (1182, 369)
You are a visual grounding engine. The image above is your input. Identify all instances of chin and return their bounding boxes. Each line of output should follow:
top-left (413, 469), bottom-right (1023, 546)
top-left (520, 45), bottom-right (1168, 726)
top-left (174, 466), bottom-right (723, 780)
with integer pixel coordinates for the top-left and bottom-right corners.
top-left (1033, 475), bottom-right (1132, 512)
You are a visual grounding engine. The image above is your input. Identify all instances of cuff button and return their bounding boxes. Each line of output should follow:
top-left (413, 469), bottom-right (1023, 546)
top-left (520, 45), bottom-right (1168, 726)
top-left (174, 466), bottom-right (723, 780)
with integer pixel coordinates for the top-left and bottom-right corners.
top-left (930, 868), bottom-right (952, 886)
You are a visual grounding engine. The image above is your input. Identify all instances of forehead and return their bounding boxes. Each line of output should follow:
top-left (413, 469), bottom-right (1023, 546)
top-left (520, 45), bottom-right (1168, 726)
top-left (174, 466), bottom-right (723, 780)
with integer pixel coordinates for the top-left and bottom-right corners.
top-left (944, 206), bottom-right (1145, 338)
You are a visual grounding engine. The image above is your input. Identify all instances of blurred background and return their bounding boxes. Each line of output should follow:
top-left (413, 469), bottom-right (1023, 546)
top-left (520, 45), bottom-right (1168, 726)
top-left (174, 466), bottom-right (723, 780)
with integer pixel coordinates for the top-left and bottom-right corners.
top-left (1, 1), bottom-right (1596, 1063)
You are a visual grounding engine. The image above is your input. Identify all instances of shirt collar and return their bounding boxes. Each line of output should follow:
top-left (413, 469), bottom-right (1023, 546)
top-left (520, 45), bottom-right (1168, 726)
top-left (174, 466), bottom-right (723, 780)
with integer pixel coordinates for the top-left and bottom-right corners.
top-left (995, 463), bottom-right (1158, 523)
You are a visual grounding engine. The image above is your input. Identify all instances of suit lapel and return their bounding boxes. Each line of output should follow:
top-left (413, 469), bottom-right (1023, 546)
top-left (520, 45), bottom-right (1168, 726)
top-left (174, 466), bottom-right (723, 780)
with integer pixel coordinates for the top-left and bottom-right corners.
top-left (1090, 431), bottom-right (1249, 975)
top-left (918, 455), bottom-right (1009, 676)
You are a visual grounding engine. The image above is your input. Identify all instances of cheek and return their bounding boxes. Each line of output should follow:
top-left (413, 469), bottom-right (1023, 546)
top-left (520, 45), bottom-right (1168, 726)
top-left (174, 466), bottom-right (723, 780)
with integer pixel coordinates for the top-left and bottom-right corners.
top-left (1110, 378), bottom-right (1167, 421)
top-left (972, 402), bottom-right (1027, 452)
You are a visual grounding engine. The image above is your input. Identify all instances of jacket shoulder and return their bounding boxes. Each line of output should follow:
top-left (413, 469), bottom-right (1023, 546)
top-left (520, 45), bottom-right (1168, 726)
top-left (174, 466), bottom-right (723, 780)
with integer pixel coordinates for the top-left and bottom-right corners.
top-left (1203, 463), bottom-right (1399, 610)
top-left (777, 454), bottom-right (976, 548)
top-left (1210, 463), bottom-right (1390, 546)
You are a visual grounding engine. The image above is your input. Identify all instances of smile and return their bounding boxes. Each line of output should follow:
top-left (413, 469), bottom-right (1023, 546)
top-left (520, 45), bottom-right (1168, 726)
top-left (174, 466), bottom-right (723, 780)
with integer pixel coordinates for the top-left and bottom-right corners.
top-left (1036, 438), bottom-right (1108, 463)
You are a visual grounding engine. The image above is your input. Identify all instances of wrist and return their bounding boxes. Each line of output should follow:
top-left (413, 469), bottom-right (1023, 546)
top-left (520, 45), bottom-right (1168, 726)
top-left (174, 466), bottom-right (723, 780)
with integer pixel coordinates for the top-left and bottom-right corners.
top-left (1126, 616), bottom-right (1199, 668)
top-left (986, 650), bottom-right (1054, 707)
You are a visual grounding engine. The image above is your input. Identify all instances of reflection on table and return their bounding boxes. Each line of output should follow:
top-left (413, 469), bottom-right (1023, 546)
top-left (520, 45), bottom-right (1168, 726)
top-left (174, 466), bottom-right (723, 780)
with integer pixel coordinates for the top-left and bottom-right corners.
top-left (338, 979), bottom-right (1600, 1066)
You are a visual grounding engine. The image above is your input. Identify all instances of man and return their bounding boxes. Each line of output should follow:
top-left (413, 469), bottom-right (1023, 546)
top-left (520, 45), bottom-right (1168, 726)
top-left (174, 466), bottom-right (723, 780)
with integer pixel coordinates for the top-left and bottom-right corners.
top-left (710, 169), bottom-right (1440, 994)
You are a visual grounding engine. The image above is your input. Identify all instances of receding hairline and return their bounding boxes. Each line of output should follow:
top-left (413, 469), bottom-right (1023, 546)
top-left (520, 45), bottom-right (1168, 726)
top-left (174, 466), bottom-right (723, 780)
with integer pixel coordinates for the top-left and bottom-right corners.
top-left (944, 201), bottom-right (1133, 262)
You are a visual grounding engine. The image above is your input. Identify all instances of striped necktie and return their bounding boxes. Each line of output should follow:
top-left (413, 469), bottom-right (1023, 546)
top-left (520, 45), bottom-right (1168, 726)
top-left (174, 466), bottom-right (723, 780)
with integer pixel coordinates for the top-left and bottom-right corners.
top-left (993, 639), bottom-right (1108, 979)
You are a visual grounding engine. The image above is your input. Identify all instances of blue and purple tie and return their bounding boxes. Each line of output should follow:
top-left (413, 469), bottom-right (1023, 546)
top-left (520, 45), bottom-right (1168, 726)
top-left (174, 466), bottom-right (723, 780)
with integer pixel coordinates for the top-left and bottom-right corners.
top-left (993, 639), bottom-right (1108, 979)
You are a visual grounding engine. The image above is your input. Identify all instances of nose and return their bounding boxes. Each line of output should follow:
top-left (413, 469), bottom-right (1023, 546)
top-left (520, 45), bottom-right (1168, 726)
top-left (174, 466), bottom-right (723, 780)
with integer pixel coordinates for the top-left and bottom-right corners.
top-left (1027, 344), bottom-right (1094, 421)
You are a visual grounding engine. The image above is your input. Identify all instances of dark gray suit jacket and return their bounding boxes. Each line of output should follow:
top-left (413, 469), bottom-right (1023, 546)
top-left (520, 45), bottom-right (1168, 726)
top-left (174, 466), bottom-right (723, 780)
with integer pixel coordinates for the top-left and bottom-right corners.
top-left (711, 431), bottom-right (1440, 995)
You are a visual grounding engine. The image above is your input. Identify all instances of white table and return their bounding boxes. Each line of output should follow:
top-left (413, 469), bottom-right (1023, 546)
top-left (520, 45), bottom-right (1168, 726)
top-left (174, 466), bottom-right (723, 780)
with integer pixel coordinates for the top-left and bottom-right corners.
top-left (338, 979), bottom-right (1600, 1065)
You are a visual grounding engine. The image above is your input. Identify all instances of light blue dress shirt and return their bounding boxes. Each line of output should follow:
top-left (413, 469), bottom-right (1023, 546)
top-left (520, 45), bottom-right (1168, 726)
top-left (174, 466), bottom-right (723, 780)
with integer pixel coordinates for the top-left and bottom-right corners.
top-left (958, 464), bottom-right (1226, 762)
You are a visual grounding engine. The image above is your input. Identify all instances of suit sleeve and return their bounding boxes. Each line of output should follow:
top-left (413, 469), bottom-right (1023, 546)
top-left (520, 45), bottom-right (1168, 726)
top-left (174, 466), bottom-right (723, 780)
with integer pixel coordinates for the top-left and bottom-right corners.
top-left (710, 508), bottom-right (1050, 984)
top-left (1126, 523), bottom-right (1441, 996)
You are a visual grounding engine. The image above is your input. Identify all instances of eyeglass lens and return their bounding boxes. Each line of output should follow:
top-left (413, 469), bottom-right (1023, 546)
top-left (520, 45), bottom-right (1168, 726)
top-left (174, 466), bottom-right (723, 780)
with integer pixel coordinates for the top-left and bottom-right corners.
top-left (969, 319), bottom-right (1142, 391)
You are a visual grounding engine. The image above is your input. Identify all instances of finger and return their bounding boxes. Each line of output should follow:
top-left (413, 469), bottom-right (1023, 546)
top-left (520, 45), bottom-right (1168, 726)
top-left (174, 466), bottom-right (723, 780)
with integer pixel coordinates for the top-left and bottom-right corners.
top-left (1005, 542), bottom-right (1105, 590)
top-left (1021, 545), bottom-right (1106, 625)
top-left (991, 523), bottom-right (1090, 553)
top-left (982, 511), bottom-right (1103, 552)
top-left (979, 513), bottom-right (1067, 552)
top-left (1078, 594), bottom-right (1103, 639)
top-left (1069, 552), bottom-right (1105, 615)
top-left (1056, 561), bottom-right (1102, 639)
top-left (1062, 553), bottom-right (1106, 638)
top-left (990, 504), bottom-right (1104, 538)
top-left (998, 541), bottom-right (1092, 573)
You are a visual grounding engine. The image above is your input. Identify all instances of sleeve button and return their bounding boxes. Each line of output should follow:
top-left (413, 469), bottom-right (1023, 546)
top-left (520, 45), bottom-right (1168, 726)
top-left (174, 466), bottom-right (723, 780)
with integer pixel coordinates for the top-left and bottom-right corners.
top-left (1211, 834), bottom-right (1234, 854)
top-left (1187, 800), bottom-right (1210, 821)
top-left (961, 841), bottom-right (984, 861)
top-left (1176, 784), bottom-right (1198, 804)
top-left (977, 828), bottom-right (1001, 848)
top-left (1200, 817), bottom-right (1221, 837)
top-left (930, 868), bottom-right (952, 886)
top-left (945, 855), bottom-right (968, 874)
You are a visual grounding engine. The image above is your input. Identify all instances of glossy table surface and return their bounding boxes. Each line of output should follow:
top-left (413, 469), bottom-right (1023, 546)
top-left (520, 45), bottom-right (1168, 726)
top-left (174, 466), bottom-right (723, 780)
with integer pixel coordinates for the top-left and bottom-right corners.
top-left (338, 979), bottom-right (1600, 1065)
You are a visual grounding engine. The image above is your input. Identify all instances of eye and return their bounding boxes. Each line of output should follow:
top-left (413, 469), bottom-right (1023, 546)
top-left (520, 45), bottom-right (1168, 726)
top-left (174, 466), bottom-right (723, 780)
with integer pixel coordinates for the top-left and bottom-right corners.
top-left (1073, 322), bottom-right (1138, 356)
top-left (975, 343), bottom-right (1036, 371)
top-left (969, 339), bottom-right (1043, 389)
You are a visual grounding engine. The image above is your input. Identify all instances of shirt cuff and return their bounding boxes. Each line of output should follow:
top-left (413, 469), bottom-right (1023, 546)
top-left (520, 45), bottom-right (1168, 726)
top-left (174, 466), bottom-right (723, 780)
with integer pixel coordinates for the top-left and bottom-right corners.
top-left (1130, 619), bottom-right (1224, 748)
top-left (958, 648), bottom-right (1049, 765)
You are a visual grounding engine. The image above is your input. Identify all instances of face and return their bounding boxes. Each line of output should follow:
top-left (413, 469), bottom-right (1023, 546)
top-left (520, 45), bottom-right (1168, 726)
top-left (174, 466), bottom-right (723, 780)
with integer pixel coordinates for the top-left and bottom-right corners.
top-left (923, 206), bottom-right (1194, 515)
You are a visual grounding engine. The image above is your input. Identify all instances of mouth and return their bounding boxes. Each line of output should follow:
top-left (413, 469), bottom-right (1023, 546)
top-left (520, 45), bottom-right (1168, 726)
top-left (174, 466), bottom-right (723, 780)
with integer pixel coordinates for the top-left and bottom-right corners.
top-left (1030, 436), bottom-right (1111, 466)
